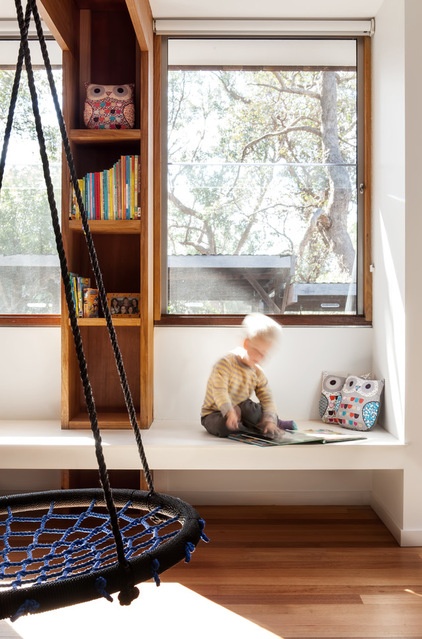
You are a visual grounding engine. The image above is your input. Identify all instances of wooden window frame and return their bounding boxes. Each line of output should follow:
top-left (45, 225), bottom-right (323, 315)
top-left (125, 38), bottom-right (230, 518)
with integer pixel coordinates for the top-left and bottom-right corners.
top-left (155, 35), bottom-right (372, 327)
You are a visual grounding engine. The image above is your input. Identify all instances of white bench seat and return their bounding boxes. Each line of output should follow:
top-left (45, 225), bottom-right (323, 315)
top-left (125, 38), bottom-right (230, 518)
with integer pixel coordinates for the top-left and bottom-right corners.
top-left (0, 419), bottom-right (405, 472)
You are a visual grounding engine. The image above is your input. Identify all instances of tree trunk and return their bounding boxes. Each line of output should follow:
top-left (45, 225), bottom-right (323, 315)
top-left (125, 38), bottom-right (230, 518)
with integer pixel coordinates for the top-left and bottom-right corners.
top-left (320, 72), bottom-right (355, 274)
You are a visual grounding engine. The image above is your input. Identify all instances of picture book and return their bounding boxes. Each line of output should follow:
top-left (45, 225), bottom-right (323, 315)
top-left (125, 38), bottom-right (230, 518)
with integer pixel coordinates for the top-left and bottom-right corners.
top-left (83, 287), bottom-right (99, 318)
top-left (228, 426), bottom-right (367, 447)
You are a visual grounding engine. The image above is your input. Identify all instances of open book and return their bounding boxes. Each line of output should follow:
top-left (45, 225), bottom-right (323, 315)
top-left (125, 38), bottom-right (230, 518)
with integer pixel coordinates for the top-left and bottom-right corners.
top-left (228, 426), bottom-right (367, 447)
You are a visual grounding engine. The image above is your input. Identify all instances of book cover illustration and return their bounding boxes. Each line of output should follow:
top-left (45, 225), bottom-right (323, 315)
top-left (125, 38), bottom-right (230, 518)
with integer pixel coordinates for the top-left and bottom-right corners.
top-left (83, 287), bottom-right (99, 318)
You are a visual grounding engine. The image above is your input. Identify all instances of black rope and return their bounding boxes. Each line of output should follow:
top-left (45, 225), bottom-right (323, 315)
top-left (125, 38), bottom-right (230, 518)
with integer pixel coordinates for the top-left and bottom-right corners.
top-left (28, 0), bottom-right (154, 495)
top-left (0, 2), bottom-right (31, 191)
top-left (12, 0), bottom-right (130, 577)
top-left (2, 0), bottom-right (154, 602)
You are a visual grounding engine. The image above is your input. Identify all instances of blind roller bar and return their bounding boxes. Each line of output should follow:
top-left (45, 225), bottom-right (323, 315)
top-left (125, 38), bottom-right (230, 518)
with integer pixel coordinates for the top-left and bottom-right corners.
top-left (154, 18), bottom-right (375, 37)
top-left (0, 18), bottom-right (52, 38)
top-left (168, 39), bottom-right (356, 67)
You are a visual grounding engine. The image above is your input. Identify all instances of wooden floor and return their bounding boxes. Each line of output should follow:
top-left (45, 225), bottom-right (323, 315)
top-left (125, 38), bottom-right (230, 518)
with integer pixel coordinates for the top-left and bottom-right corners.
top-left (163, 505), bottom-right (422, 639)
top-left (1, 505), bottom-right (422, 638)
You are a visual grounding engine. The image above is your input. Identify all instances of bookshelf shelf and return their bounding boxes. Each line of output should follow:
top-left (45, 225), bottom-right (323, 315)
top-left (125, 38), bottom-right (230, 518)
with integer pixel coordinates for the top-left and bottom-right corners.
top-left (76, 317), bottom-right (140, 327)
top-left (69, 410), bottom-right (141, 430)
top-left (70, 129), bottom-right (141, 145)
top-left (69, 219), bottom-right (141, 234)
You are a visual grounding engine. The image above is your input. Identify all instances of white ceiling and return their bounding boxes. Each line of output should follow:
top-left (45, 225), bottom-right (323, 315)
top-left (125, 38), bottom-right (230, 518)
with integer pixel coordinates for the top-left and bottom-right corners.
top-left (149, 0), bottom-right (385, 19)
top-left (1, 0), bottom-right (385, 22)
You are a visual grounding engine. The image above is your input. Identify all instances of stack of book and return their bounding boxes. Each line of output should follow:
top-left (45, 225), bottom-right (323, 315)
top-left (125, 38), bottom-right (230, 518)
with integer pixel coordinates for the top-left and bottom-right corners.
top-left (70, 155), bottom-right (140, 221)
top-left (69, 273), bottom-right (98, 318)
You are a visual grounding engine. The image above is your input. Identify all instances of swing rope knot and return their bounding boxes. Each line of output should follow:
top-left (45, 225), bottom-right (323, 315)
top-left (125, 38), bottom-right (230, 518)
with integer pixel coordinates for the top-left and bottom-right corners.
top-left (10, 599), bottom-right (40, 622)
top-left (151, 557), bottom-right (161, 586)
top-left (116, 562), bottom-right (140, 606)
top-left (184, 541), bottom-right (196, 563)
top-left (198, 518), bottom-right (210, 543)
top-left (118, 584), bottom-right (140, 606)
top-left (95, 576), bottom-right (113, 602)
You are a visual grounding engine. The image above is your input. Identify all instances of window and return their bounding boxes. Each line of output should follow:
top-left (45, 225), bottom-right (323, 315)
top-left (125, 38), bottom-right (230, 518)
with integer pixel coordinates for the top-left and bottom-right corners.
top-left (0, 37), bottom-right (62, 317)
top-left (162, 37), bottom-right (371, 322)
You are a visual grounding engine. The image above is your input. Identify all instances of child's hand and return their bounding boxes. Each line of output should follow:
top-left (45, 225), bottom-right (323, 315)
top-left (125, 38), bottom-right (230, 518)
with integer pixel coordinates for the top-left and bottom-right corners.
top-left (261, 421), bottom-right (278, 437)
top-left (225, 408), bottom-right (240, 431)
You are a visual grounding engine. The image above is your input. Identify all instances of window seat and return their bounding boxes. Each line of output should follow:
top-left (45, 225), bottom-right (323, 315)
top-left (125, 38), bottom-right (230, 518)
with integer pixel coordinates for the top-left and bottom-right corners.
top-left (0, 419), bottom-right (405, 472)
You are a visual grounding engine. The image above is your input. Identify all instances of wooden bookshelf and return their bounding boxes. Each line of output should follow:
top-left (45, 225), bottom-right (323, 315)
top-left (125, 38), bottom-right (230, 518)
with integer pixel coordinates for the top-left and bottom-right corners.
top-left (41, 0), bottom-right (154, 431)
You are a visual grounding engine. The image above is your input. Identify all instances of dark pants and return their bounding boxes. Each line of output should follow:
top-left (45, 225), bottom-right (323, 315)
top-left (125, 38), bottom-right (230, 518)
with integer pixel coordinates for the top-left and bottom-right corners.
top-left (201, 399), bottom-right (264, 437)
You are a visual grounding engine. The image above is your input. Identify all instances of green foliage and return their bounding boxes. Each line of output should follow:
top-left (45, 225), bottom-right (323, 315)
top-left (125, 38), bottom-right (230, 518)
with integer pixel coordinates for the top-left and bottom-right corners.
top-left (168, 68), bottom-right (356, 254)
top-left (0, 68), bottom-right (62, 314)
top-left (167, 63), bottom-right (358, 313)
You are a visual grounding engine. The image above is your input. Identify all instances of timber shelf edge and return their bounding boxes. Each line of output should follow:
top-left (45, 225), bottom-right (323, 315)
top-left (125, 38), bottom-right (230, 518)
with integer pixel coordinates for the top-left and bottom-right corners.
top-left (67, 410), bottom-right (142, 430)
top-left (69, 129), bottom-right (141, 144)
top-left (68, 219), bottom-right (141, 234)
top-left (75, 317), bottom-right (141, 327)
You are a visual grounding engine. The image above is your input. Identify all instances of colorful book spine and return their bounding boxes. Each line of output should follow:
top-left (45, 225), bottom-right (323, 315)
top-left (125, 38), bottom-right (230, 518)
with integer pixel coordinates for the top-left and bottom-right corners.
top-left (69, 273), bottom-right (79, 314)
top-left (126, 154), bottom-right (131, 219)
top-left (77, 276), bottom-right (91, 317)
top-left (69, 156), bottom-right (140, 221)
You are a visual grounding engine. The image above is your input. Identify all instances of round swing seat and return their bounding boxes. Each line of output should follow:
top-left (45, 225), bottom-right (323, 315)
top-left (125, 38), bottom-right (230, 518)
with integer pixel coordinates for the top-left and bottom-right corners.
top-left (0, 488), bottom-right (206, 621)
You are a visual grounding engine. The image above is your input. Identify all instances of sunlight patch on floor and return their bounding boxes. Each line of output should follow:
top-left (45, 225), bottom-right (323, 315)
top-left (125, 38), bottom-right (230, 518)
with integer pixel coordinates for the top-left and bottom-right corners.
top-left (6, 583), bottom-right (282, 639)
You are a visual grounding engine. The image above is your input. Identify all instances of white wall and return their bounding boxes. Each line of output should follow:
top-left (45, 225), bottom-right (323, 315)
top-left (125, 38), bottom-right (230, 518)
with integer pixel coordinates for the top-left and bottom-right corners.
top-left (0, 327), bottom-right (61, 420)
top-left (371, 0), bottom-right (406, 441)
top-left (370, 0), bottom-right (422, 545)
top-left (402, 0), bottom-right (422, 541)
top-left (370, 0), bottom-right (406, 533)
top-left (154, 326), bottom-right (373, 422)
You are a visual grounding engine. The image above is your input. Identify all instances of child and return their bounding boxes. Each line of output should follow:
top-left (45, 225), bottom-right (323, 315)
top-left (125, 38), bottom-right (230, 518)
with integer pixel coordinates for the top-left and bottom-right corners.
top-left (201, 312), bottom-right (295, 438)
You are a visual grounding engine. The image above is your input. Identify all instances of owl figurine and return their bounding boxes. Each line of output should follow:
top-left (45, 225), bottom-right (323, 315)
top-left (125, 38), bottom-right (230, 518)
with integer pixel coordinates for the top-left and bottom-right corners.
top-left (319, 372), bottom-right (345, 423)
top-left (84, 83), bottom-right (135, 129)
top-left (337, 375), bottom-right (384, 431)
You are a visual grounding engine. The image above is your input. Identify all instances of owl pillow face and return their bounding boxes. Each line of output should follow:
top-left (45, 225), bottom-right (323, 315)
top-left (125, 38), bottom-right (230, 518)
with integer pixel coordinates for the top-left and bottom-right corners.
top-left (336, 375), bottom-right (384, 431)
top-left (319, 372), bottom-right (346, 424)
top-left (84, 83), bottom-right (135, 129)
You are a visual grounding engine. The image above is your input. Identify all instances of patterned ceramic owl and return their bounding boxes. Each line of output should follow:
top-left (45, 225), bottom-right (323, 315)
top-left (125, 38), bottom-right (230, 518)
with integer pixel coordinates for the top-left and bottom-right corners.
top-left (336, 375), bottom-right (384, 431)
top-left (84, 83), bottom-right (135, 129)
top-left (319, 372), bottom-right (345, 424)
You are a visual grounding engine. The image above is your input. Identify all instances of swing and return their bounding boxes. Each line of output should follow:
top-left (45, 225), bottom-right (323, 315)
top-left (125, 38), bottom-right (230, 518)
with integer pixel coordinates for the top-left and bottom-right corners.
top-left (0, 0), bottom-right (208, 622)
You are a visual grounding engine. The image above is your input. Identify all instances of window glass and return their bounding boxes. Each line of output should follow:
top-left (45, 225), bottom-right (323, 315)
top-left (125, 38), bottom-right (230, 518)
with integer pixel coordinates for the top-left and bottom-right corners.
top-left (165, 38), bottom-right (364, 316)
top-left (0, 40), bottom-right (62, 315)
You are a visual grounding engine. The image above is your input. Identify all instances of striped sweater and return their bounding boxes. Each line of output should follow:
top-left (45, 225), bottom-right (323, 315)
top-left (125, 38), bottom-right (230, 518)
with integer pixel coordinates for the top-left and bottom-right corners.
top-left (201, 350), bottom-right (277, 423)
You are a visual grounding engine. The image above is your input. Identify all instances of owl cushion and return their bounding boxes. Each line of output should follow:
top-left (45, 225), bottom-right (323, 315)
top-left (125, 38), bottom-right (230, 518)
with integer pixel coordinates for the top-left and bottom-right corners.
top-left (335, 375), bottom-right (384, 431)
top-left (84, 83), bottom-right (135, 129)
top-left (319, 371), bottom-right (346, 424)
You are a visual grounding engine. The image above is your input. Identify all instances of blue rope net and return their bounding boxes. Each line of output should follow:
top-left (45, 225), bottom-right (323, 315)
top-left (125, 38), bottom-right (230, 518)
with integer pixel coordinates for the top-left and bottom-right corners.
top-left (1, 500), bottom-right (179, 589)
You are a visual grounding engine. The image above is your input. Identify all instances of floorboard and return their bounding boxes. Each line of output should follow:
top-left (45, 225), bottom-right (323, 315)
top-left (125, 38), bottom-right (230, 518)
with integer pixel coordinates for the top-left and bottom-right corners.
top-left (162, 505), bottom-right (422, 638)
top-left (1, 506), bottom-right (422, 638)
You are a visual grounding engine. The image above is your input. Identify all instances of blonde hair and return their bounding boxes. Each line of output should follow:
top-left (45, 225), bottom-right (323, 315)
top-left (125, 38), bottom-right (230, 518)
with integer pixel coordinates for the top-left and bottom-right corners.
top-left (242, 313), bottom-right (282, 343)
